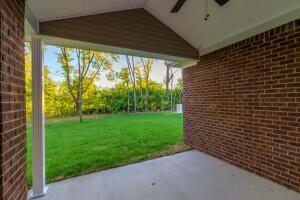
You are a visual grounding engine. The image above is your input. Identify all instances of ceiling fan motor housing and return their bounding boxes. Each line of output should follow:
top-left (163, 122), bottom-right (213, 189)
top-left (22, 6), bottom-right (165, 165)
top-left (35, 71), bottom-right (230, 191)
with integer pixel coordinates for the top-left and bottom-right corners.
top-left (215, 0), bottom-right (230, 6)
top-left (171, 0), bottom-right (230, 13)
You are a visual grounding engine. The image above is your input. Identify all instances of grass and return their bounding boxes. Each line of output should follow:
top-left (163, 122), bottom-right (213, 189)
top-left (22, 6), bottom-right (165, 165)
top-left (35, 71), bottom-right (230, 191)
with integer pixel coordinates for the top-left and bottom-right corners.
top-left (27, 112), bottom-right (188, 186)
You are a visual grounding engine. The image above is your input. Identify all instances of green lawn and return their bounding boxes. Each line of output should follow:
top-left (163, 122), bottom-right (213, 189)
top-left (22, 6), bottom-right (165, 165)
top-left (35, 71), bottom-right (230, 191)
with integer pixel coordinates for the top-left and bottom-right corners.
top-left (27, 112), bottom-right (188, 186)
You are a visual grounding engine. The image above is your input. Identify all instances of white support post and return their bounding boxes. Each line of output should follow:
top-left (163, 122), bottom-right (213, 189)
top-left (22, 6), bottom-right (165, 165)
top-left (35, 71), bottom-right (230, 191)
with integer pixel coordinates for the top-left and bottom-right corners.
top-left (30, 35), bottom-right (47, 199)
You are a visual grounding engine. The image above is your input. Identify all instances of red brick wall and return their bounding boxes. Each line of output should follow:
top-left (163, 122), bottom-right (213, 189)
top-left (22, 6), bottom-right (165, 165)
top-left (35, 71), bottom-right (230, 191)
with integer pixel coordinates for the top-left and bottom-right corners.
top-left (0, 0), bottom-right (27, 199)
top-left (183, 20), bottom-right (300, 192)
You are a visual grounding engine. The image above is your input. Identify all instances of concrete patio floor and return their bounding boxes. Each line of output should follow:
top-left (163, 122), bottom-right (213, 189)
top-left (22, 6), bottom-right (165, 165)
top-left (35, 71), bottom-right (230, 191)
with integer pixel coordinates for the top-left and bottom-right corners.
top-left (31, 150), bottom-right (300, 200)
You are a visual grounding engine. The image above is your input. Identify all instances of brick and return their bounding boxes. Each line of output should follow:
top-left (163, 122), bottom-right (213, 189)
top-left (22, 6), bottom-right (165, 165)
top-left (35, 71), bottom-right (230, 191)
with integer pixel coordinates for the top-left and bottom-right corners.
top-left (183, 20), bottom-right (300, 193)
top-left (0, 0), bottom-right (27, 199)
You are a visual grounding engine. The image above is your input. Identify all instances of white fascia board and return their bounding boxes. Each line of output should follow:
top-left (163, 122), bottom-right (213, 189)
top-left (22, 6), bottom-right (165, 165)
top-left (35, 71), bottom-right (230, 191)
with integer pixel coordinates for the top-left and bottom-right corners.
top-left (25, 3), bottom-right (39, 41)
top-left (41, 35), bottom-right (198, 68)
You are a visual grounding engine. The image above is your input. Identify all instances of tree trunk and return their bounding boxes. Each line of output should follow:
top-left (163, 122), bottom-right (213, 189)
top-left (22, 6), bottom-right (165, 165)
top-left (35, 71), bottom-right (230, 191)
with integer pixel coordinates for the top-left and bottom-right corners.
top-left (132, 58), bottom-right (137, 113)
top-left (145, 83), bottom-right (149, 111)
top-left (170, 90), bottom-right (173, 111)
top-left (178, 92), bottom-right (182, 104)
top-left (170, 73), bottom-right (174, 111)
top-left (166, 66), bottom-right (170, 96)
top-left (165, 65), bottom-right (170, 110)
top-left (173, 93), bottom-right (177, 111)
top-left (127, 83), bottom-right (130, 113)
top-left (126, 55), bottom-right (137, 113)
top-left (133, 83), bottom-right (137, 112)
top-left (77, 98), bottom-right (83, 122)
top-left (161, 94), bottom-right (164, 111)
top-left (79, 101), bottom-right (83, 122)
top-left (139, 80), bottom-right (143, 111)
top-left (78, 89), bottom-right (83, 122)
top-left (140, 58), bottom-right (151, 112)
top-left (77, 50), bottom-right (83, 122)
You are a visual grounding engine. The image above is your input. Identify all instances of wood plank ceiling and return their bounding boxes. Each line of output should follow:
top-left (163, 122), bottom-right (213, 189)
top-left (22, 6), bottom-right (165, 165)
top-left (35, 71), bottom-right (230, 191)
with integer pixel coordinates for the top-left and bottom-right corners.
top-left (39, 8), bottom-right (199, 60)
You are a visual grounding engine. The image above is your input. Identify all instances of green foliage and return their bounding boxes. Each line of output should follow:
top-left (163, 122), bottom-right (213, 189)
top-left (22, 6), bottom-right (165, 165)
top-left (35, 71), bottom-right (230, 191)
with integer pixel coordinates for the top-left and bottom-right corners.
top-left (94, 81), bottom-right (167, 113)
top-left (25, 45), bottom-right (32, 118)
top-left (25, 45), bottom-right (72, 118)
top-left (25, 45), bottom-right (182, 119)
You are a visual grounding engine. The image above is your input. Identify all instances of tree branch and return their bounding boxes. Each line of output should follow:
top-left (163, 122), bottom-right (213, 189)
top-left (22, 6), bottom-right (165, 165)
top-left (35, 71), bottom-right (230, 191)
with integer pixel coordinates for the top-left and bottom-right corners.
top-left (82, 52), bottom-right (95, 80)
top-left (82, 61), bottom-right (104, 94)
top-left (60, 47), bottom-right (77, 103)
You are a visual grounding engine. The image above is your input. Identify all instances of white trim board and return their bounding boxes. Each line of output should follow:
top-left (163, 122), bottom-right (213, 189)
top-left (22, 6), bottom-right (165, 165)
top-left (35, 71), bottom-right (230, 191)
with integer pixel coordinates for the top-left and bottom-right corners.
top-left (41, 35), bottom-right (198, 68)
top-left (25, 3), bottom-right (39, 33)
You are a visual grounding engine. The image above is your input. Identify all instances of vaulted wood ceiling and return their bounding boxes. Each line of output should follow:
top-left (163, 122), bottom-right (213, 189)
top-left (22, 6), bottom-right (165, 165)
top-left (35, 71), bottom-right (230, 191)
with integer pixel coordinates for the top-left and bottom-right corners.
top-left (39, 9), bottom-right (199, 60)
top-left (26, 0), bottom-right (300, 64)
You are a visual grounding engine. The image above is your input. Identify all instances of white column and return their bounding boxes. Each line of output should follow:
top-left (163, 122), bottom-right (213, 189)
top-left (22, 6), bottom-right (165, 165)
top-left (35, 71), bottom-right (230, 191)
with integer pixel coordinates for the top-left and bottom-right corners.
top-left (30, 35), bottom-right (47, 199)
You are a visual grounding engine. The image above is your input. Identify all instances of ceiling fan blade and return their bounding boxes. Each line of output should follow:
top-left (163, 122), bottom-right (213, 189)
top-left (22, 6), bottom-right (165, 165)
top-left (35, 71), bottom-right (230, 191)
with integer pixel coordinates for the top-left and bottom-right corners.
top-left (215, 0), bottom-right (230, 6)
top-left (171, 0), bottom-right (186, 13)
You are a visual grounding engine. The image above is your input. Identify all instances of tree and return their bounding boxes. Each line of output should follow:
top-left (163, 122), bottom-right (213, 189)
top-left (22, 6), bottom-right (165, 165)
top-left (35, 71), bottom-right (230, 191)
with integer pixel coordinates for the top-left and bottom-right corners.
top-left (164, 61), bottom-right (178, 110)
top-left (126, 55), bottom-right (137, 112)
top-left (25, 44), bottom-right (32, 119)
top-left (176, 79), bottom-right (183, 104)
top-left (140, 58), bottom-right (153, 111)
top-left (58, 47), bottom-right (116, 122)
top-left (117, 68), bottom-right (130, 113)
top-left (44, 66), bottom-right (60, 117)
top-left (25, 44), bottom-right (183, 119)
top-left (135, 66), bottom-right (143, 109)
top-left (25, 44), bottom-right (60, 118)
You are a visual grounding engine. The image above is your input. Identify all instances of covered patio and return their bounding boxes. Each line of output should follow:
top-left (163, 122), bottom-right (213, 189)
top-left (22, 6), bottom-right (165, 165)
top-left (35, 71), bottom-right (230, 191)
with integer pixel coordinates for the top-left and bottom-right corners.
top-left (0, 0), bottom-right (299, 199)
top-left (25, 1), bottom-right (199, 198)
top-left (31, 150), bottom-right (300, 200)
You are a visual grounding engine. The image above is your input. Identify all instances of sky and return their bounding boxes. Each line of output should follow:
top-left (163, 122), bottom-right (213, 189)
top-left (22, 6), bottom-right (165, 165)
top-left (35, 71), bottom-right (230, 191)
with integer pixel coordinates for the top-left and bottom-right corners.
top-left (44, 45), bottom-right (182, 88)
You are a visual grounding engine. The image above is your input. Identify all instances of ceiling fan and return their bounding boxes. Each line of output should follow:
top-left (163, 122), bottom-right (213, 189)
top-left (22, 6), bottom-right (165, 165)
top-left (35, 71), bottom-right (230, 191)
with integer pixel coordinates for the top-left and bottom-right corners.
top-left (171, 0), bottom-right (230, 13)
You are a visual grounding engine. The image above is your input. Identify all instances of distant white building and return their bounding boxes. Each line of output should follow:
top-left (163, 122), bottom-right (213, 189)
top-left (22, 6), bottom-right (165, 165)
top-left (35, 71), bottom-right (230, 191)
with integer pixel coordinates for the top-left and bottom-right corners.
top-left (176, 104), bottom-right (183, 114)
